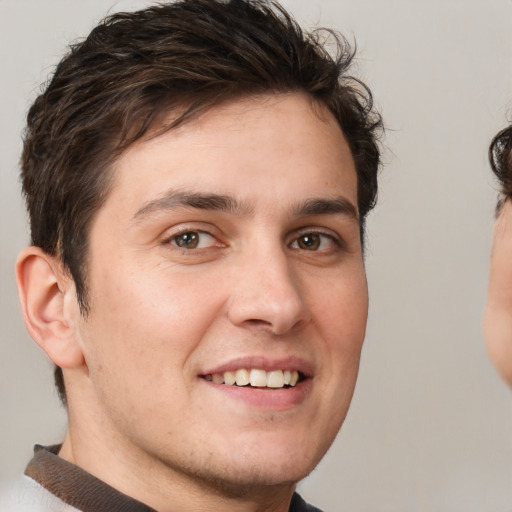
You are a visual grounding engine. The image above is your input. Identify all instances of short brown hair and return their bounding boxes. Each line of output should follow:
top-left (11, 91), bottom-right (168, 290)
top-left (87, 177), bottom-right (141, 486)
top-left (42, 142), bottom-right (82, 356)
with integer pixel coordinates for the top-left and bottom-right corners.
top-left (21, 0), bottom-right (383, 403)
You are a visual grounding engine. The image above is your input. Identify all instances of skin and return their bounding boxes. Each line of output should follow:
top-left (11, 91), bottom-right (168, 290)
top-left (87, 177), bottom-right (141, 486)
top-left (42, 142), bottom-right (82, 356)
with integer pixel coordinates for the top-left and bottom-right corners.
top-left (17, 93), bottom-right (369, 512)
top-left (484, 198), bottom-right (512, 387)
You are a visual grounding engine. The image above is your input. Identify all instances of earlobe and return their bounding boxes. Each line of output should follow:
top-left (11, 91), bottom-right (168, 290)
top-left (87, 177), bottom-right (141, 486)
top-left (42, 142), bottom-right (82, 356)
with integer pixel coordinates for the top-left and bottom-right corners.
top-left (15, 247), bottom-right (84, 369)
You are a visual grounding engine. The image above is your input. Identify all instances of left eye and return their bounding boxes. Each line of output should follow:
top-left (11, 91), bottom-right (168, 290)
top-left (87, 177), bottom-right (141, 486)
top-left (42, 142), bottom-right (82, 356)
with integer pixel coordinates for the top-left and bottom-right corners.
top-left (171, 231), bottom-right (217, 249)
top-left (291, 233), bottom-right (336, 251)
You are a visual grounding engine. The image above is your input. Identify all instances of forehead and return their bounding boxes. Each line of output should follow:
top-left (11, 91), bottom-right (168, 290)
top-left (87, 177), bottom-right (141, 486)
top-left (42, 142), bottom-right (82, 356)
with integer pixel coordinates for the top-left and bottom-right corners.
top-left (104, 92), bottom-right (357, 216)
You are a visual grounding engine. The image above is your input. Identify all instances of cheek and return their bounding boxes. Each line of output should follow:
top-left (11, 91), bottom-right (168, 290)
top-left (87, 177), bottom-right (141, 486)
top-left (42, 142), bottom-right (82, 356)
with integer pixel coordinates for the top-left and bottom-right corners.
top-left (485, 225), bottom-right (512, 386)
top-left (313, 267), bottom-right (368, 351)
top-left (309, 271), bottom-right (368, 440)
top-left (484, 307), bottom-right (512, 385)
top-left (81, 265), bottom-right (226, 383)
top-left (323, 272), bottom-right (367, 394)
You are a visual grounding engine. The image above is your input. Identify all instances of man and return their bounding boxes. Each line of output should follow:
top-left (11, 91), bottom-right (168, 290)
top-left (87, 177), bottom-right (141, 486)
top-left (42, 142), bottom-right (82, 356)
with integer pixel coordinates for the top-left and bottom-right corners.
top-left (485, 124), bottom-right (512, 386)
top-left (6, 0), bottom-right (382, 510)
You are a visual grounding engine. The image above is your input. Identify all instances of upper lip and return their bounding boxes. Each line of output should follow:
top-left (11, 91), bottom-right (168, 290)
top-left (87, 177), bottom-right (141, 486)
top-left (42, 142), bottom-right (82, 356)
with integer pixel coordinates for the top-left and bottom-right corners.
top-left (201, 355), bottom-right (314, 378)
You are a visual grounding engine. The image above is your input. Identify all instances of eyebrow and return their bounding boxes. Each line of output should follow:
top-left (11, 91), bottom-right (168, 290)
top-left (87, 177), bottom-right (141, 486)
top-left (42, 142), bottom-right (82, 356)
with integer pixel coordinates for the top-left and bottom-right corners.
top-left (294, 197), bottom-right (359, 221)
top-left (132, 190), bottom-right (358, 222)
top-left (132, 190), bottom-right (251, 221)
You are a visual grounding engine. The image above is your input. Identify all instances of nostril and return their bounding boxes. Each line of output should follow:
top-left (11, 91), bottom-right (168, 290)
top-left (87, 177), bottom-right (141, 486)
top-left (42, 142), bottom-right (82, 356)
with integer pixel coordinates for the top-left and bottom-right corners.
top-left (244, 319), bottom-right (273, 330)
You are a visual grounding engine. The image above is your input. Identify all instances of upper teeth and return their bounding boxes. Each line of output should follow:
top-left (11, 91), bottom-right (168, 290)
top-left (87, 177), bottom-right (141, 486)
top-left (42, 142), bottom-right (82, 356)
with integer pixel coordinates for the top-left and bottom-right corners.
top-left (205, 369), bottom-right (300, 388)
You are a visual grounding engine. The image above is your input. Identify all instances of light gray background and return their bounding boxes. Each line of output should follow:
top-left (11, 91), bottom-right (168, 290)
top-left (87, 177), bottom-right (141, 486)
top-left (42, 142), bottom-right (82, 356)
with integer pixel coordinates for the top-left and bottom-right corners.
top-left (1, 1), bottom-right (511, 510)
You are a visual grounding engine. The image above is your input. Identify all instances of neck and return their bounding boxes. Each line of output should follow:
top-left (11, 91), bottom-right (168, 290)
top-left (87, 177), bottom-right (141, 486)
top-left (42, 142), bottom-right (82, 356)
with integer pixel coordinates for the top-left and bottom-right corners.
top-left (59, 425), bottom-right (296, 512)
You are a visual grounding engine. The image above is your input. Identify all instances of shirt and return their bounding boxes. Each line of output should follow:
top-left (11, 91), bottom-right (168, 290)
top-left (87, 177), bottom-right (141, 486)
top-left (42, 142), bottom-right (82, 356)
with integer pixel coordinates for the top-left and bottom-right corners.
top-left (0, 445), bottom-right (324, 512)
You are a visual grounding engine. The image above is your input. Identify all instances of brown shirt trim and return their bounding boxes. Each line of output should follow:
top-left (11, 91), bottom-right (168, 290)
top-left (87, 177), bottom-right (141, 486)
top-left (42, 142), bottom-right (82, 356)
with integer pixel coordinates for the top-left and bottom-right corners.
top-left (25, 445), bottom-right (156, 512)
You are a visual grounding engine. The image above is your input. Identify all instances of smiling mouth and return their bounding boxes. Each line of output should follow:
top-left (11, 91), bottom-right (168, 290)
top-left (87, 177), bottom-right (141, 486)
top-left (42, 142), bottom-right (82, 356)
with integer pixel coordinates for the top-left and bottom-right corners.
top-left (202, 369), bottom-right (304, 389)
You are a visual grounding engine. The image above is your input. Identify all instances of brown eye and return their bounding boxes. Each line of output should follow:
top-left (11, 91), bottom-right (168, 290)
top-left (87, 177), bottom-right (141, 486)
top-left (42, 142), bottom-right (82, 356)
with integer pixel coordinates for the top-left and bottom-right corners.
top-left (297, 233), bottom-right (321, 250)
top-left (170, 230), bottom-right (220, 250)
top-left (174, 232), bottom-right (199, 249)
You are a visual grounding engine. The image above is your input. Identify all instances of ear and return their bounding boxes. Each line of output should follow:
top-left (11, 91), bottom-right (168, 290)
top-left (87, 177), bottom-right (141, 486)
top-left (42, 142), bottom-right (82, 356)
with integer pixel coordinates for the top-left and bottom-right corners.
top-left (484, 200), bottom-right (512, 386)
top-left (15, 246), bottom-right (85, 369)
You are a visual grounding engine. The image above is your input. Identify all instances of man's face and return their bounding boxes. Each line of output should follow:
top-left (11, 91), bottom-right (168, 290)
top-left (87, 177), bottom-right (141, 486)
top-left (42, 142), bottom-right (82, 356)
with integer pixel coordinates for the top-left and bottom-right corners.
top-left (72, 93), bottom-right (368, 491)
top-left (484, 199), bottom-right (512, 386)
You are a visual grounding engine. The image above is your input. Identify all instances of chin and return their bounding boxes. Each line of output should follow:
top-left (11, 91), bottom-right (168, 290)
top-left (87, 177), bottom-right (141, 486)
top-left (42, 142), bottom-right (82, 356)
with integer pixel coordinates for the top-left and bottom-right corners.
top-left (218, 437), bottom-right (328, 489)
top-left (218, 419), bottom-right (340, 486)
top-left (191, 456), bottom-right (316, 499)
top-left (244, 456), bottom-right (316, 485)
top-left (168, 434), bottom-right (327, 498)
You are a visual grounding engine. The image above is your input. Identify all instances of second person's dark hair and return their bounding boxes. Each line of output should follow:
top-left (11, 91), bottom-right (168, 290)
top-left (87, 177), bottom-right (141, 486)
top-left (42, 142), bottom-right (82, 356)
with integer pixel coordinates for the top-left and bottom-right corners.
top-left (490, 125), bottom-right (512, 206)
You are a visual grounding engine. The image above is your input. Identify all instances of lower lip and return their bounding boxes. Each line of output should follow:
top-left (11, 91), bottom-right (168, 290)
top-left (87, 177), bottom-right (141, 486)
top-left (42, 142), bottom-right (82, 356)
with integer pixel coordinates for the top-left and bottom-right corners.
top-left (201, 378), bottom-right (311, 410)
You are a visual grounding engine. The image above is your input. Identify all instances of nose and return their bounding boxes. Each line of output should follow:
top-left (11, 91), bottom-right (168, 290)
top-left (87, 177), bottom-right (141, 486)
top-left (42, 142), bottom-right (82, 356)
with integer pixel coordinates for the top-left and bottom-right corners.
top-left (226, 247), bottom-right (310, 335)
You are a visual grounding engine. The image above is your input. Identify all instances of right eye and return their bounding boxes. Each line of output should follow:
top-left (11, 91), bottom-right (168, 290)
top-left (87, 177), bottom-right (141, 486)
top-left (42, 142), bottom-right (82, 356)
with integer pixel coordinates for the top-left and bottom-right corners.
top-left (170, 231), bottom-right (218, 250)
